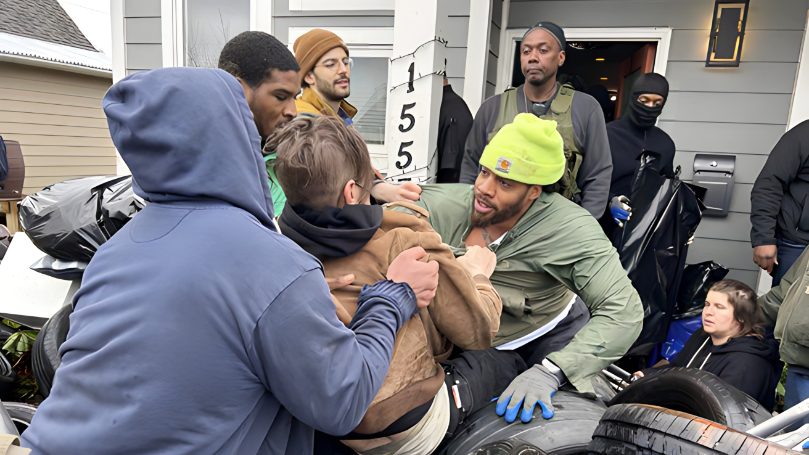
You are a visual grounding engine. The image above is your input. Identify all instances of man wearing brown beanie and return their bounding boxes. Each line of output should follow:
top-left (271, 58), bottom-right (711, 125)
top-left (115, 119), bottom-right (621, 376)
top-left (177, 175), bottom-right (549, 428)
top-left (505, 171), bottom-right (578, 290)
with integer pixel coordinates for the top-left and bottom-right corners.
top-left (293, 29), bottom-right (356, 125)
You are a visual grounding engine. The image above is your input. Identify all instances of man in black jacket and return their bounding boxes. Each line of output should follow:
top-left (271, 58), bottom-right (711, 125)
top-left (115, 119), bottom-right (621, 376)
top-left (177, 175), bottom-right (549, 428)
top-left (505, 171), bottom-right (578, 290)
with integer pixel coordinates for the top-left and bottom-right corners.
top-left (750, 120), bottom-right (809, 286)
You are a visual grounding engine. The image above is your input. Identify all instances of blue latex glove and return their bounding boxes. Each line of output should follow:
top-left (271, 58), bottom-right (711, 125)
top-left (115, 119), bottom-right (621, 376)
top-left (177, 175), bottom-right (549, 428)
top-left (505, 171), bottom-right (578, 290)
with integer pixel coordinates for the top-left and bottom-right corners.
top-left (495, 364), bottom-right (560, 423)
top-left (610, 205), bottom-right (630, 225)
top-left (609, 196), bottom-right (632, 226)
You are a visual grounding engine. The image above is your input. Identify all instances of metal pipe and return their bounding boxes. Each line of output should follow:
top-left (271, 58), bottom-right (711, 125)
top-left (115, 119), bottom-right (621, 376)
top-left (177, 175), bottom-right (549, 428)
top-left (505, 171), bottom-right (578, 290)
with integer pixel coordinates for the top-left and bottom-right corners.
top-left (747, 397), bottom-right (809, 438)
top-left (606, 364), bottom-right (633, 381)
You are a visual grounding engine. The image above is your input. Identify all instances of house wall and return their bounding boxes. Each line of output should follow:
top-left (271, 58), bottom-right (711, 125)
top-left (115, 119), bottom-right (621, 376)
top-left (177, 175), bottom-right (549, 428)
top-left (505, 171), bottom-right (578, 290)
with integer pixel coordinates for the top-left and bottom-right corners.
top-left (0, 61), bottom-right (116, 195)
top-left (485, 0), bottom-right (502, 99)
top-left (506, 0), bottom-right (806, 289)
top-left (123, 0), bottom-right (162, 75)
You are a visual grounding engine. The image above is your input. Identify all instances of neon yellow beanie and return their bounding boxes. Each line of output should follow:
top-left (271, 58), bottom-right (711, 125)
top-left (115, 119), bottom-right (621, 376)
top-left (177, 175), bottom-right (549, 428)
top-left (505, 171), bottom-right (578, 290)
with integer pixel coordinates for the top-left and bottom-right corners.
top-left (479, 113), bottom-right (565, 186)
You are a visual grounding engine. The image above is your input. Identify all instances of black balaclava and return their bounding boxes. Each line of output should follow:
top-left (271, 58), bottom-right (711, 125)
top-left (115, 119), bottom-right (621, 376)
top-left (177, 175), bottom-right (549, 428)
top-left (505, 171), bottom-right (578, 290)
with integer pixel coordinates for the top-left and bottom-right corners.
top-left (628, 72), bottom-right (669, 129)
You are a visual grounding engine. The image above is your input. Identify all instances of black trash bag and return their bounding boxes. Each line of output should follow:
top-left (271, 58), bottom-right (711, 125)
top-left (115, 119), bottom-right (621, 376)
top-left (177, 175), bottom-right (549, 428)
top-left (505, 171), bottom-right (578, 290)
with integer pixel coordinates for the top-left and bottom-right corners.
top-left (614, 152), bottom-right (704, 348)
top-left (18, 175), bottom-right (145, 262)
top-left (29, 255), bottom-right (88, 280)
top-left (673, 261), bottom-right (729, 319)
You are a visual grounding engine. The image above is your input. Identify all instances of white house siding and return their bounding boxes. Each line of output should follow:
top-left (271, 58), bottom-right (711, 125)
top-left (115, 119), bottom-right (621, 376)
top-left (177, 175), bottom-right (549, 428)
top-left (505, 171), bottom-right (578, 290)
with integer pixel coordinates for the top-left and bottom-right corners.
top-left (0, 61), bottom-right (115, 195)
top-left (123, 0), bottom-right (161, 75)
top-left (506, 0), bottom-right (805, 289)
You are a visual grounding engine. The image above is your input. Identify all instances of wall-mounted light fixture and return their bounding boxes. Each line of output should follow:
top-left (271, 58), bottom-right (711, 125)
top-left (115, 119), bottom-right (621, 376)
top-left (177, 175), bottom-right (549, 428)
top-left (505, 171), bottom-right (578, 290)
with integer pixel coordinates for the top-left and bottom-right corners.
top-left (706, 0), bottom-right (749, 67)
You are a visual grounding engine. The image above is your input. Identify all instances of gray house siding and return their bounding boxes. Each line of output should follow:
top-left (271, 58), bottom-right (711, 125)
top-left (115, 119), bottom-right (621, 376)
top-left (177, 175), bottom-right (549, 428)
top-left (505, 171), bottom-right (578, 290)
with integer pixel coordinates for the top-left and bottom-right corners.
top-left (507, 0), bottom-right (805, 289)
top-left (123, 0), bottom-right (162, 75)
top-left (485, 0), bottom-right (502, 99)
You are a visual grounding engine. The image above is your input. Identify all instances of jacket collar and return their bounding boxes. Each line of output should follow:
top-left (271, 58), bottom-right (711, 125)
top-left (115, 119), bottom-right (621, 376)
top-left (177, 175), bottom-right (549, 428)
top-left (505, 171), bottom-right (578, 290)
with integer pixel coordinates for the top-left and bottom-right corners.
top-left (298, 87), bottom-right (358, 118)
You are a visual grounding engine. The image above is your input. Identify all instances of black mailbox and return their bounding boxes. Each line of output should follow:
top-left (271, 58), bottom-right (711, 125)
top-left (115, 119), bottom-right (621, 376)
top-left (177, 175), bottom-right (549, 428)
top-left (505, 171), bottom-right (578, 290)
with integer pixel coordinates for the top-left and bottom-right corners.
top-left (693, 154), bottom-right (735, 217)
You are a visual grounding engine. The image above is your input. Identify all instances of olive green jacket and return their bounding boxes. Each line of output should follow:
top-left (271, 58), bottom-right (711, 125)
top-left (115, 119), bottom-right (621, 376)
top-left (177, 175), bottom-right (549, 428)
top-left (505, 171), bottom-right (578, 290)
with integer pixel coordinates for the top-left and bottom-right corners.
top-left (759, 246), bottom-right (809, 369)
top-left (405, 184), bottom-right (643, 394)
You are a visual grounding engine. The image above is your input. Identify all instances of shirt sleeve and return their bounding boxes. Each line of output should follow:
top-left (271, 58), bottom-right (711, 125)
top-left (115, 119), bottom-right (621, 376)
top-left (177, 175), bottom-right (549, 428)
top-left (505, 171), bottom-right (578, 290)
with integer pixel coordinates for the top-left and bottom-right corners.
top-left (251, 271), bottom-right (416, 436)
top-left (758, 247), bottom-right (809, 326)
top-left (750, 124), bottom-right (809, 247)
top-left (543, 215), bottom-right (643, 394)
top-left (572, 95), bottom-right (613, 218)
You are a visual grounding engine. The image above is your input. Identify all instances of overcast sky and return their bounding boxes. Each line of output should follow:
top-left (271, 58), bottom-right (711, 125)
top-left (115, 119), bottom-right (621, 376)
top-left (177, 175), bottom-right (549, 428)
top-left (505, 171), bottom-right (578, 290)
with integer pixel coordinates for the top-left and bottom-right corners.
top-left (57, 0), bottom-right (111, 55)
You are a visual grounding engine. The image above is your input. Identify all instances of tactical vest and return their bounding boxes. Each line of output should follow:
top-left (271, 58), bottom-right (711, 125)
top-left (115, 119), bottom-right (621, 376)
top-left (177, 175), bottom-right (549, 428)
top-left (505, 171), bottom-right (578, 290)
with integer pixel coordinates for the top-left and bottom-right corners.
top-left (487, 84), bottom-right (582, 200)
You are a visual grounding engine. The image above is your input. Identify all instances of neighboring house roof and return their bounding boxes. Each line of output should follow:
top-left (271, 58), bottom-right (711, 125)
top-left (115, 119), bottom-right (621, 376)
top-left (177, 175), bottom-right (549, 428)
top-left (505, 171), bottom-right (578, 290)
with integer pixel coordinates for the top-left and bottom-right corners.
top-left (0, 0), bottom-right (96, 51)
top-left (0, 32), bottom-right (111, 71)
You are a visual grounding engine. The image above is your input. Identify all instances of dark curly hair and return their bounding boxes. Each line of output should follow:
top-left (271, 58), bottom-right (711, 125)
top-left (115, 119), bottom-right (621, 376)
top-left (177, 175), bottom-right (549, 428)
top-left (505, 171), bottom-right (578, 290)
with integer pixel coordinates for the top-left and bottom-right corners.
top-left (218, 31), bottom-right (300, 88)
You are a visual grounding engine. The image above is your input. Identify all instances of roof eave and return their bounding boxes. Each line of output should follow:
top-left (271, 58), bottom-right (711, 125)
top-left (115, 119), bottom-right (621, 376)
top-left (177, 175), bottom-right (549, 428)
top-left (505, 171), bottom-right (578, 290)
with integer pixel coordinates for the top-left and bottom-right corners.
top-left (0, 52), bottom-right (112, 78)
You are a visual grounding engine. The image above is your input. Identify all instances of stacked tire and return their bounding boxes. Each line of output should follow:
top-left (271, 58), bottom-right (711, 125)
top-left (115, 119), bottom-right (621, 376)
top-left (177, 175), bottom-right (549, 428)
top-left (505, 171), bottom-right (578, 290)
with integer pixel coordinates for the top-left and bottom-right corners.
top-left (31, 304), bottom-right (72, 398)
top-left (588, 404), bottom-right (799, 455)
top-left (608, 368), bottom-right (771, 431)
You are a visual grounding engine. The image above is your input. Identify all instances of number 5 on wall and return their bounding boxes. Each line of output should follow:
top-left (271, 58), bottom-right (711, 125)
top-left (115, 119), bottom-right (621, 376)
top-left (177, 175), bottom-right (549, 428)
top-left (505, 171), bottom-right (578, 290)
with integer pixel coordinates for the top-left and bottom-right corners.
top-left (396, 141), bottom-right (413, 169)
top-left (398, 103), bottom-right (416, 133)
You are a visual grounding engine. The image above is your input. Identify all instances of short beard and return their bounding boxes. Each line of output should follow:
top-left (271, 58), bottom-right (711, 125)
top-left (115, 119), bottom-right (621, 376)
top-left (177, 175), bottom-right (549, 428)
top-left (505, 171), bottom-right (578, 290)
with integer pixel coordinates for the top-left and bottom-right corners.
top-left (315, 76), bottom-right (350, 102)
top-left (470, 189), bottom-right (529, 229)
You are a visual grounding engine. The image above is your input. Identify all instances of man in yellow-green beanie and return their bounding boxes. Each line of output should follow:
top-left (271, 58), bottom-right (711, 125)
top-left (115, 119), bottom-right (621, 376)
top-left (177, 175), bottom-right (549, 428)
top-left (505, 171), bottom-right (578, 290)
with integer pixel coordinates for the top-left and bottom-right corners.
top-left (384, 113), bottom-right (643, 425)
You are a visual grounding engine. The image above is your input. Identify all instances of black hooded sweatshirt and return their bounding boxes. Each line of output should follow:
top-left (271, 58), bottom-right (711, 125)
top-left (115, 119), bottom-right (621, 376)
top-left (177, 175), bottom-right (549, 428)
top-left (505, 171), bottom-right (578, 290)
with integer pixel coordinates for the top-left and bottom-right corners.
top-left (667, 328), bottom-right (783, 411)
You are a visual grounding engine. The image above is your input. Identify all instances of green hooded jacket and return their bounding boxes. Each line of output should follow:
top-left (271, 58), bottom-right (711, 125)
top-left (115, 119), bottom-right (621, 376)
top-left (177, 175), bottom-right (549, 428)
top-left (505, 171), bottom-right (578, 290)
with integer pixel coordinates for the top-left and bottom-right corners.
top-left (264, 153), bottom-right (285, 217)
top-left (758, 246), bottom-right (809, 369)
top-left (403, 183), bottom-right (643, 394)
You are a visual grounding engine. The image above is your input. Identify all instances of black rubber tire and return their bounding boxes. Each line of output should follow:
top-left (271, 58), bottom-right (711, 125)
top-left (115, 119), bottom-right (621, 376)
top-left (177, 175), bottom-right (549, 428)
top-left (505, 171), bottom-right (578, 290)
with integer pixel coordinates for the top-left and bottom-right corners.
top-left (591, 372), bottom-right (618, 403)
top-left (587, 403), bottom-right (799, 455)
top-left (609, 367), bottom-right (771, 431)
top-left (31, 304), bottom-right (72, 398)
top-left (442, 390), bottom-right (607, 455)
top-left (3, 402), bottom-right (36, 435)
top-left (471, 439), bottom-right (548, 455)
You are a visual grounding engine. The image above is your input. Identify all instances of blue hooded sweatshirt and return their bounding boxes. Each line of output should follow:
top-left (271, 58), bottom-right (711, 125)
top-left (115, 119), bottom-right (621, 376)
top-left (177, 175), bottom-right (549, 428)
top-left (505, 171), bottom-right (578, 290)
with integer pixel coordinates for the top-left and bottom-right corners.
top-left (21, 67), bottom-right (417, 454)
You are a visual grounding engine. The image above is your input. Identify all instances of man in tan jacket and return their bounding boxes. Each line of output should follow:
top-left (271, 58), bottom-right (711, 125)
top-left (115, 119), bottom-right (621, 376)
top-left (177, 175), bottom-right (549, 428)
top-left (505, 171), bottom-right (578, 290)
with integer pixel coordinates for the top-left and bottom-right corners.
top-left (273, 115), bottom-right (525, 454)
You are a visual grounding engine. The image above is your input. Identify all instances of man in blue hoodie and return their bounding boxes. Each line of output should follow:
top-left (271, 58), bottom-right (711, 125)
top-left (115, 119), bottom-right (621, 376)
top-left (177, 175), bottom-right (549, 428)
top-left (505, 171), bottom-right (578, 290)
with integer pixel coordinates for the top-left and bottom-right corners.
top-left (21, 67), bottom-right (439, 454)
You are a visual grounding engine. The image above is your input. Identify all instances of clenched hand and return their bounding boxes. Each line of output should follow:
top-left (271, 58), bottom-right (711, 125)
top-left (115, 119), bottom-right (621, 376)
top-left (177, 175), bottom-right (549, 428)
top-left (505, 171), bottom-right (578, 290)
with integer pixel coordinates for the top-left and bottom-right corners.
top-left (387, 247), bottom-right (439, 308)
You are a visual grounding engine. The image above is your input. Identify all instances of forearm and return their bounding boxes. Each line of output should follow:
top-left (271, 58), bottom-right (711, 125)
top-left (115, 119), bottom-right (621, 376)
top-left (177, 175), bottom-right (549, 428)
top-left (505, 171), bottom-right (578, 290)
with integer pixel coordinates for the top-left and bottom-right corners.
top-left (547, 286), bottom-right (642, 393)
top-left (261, 276), bottom-right (416, 436)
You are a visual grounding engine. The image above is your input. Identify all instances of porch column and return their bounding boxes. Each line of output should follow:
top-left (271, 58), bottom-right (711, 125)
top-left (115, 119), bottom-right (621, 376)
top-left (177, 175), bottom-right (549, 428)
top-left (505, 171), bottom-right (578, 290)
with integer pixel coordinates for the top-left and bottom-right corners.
top-left (463, 0), bottom-right (493, 114)
top-left (385, 0), bottom-right (450, 182)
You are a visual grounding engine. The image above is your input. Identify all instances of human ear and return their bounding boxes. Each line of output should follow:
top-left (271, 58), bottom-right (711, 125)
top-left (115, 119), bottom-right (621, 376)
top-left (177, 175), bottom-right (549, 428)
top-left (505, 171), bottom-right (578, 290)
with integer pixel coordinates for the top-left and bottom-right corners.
top-left (304, 71), bottom-right (316, 86)
top-left (343, 180), bottom-right (359, 205)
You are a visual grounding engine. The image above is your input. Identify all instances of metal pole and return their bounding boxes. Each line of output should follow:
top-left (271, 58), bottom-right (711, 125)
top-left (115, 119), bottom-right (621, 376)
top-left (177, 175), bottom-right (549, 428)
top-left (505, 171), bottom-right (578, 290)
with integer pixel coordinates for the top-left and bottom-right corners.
top-left (747, 397), bottom-right (809, 438)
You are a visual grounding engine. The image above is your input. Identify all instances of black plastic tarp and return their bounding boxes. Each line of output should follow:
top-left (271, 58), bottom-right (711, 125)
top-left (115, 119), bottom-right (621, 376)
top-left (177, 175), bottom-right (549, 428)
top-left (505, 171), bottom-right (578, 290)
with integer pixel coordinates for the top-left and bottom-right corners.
top-left (674, 261), bottom-right (729, 320)
top-left (614, 152), bottom-right (704, 348)
top-left (19, 175), bottom-right (145, 262)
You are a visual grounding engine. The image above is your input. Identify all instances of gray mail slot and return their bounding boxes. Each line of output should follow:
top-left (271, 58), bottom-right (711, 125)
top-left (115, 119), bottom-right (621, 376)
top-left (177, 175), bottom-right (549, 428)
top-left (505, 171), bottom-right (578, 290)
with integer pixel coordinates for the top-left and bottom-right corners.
top-left (693, 154), bottom-right (735, 217)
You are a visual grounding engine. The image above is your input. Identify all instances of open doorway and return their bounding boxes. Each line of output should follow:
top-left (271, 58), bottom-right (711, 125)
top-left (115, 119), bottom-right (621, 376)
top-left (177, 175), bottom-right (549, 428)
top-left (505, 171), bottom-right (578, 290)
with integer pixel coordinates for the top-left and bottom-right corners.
top-left (498, 28), bottom-right (672, 123)
top-left (509, 41), bottom-right (656, 123)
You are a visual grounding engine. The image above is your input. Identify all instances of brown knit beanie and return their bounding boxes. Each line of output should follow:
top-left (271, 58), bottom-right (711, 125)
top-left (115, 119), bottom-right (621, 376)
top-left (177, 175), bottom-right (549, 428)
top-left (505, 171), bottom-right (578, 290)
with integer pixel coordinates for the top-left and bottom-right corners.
top-left (293, 29), bottom-right (350, 80)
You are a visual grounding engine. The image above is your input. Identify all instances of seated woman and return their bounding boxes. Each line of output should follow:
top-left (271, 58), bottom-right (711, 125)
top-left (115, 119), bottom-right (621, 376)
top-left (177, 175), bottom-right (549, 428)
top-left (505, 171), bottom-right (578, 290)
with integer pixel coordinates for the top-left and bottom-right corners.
top-left (270, 115), bottom-right (525, 455)
top-left (635, 279), bottom-right (782, 411)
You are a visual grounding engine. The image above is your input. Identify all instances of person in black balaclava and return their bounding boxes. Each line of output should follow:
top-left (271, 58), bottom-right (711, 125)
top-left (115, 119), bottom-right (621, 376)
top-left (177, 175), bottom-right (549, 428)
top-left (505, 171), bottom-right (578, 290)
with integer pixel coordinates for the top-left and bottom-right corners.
top-left (600, 72), bottom-right (675, 237)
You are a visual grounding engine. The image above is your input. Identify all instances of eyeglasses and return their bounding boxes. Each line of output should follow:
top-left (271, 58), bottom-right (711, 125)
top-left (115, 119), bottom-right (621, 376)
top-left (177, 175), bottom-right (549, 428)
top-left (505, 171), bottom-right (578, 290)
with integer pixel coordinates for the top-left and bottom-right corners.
top-left (316, 57), bottom-right (353, 72)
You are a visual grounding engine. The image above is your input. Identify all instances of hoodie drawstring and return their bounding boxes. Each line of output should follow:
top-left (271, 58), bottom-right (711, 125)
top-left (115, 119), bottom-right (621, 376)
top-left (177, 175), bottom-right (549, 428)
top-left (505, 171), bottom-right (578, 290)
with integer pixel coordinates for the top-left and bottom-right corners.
top-left (686, 337), bottom-right (711, 370)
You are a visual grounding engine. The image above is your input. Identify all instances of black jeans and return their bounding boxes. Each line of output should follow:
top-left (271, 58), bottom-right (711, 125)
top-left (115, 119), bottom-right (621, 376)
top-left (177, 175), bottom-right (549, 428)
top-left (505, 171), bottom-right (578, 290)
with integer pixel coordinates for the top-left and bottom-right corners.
top-left (442, 349), bottom-right (527, 437)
